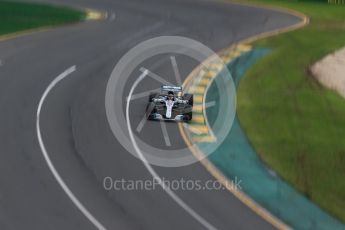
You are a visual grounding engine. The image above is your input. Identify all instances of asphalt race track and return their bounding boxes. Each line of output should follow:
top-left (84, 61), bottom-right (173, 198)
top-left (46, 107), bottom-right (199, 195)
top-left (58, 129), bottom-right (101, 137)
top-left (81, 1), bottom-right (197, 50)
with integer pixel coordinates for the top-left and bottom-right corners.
top-left (0, 0), bottom-right (300, 229)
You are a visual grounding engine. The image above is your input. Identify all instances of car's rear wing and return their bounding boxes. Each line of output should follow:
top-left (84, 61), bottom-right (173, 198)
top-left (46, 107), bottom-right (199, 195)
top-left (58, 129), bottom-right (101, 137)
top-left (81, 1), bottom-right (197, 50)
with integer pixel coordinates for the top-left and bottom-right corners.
top-left (161, 85), bottom-right (182, 93)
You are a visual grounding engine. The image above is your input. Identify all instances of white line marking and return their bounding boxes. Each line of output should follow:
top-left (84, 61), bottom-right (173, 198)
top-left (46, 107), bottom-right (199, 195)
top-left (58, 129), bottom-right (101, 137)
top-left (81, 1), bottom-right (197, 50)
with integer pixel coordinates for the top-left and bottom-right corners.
top-left (36, 66), bottom-right (107, 230)
top-left (136, 113), bottom-right (148, 133)
top-left (126, 70), bottom-right (217, 230)
top-left (160, 121), bottom-right (171, 146)
top-left (139, 67), bottom-right (172, 85)
top-left (126, 87), bottom-right (160, 101)
top-left (205, 101), bottom-right (216, 108)
top-left (170, 56), bottom-right (182, 85)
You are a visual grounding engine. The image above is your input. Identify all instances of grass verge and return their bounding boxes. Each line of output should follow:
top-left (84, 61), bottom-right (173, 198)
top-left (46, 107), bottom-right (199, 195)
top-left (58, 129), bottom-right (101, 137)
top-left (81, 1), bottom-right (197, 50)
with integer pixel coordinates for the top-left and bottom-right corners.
top-left (236, 0), bottom-right (345, 223)
top-left (0, 1), bottom-right (85, 36)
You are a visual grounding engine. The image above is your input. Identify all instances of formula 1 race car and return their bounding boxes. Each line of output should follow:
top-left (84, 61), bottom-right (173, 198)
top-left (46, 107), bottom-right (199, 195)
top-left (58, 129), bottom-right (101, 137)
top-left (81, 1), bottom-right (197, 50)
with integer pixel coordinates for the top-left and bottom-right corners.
top-left (146, 85), bottom-right (193, 121)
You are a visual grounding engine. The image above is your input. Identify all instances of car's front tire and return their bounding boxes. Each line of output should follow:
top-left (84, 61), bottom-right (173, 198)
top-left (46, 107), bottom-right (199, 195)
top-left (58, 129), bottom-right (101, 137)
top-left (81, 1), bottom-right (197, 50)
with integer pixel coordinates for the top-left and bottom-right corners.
top-left (183, 94), bottom-right (193, 106)
top-left (149, 93), bottom-right (159, 102)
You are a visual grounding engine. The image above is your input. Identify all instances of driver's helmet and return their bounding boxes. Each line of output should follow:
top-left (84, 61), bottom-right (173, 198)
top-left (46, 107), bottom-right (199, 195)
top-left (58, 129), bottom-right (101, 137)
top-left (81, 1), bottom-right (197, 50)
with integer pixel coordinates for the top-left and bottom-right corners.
top-left (167, 91), bottom-right (175, 100)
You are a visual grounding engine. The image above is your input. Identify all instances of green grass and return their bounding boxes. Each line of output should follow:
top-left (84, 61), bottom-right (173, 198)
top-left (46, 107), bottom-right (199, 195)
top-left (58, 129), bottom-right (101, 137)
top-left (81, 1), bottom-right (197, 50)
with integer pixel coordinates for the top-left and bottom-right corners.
top-left (236, 0), bottom-right (345, 223)
top-left (0, 1), bottom-right (85, 36)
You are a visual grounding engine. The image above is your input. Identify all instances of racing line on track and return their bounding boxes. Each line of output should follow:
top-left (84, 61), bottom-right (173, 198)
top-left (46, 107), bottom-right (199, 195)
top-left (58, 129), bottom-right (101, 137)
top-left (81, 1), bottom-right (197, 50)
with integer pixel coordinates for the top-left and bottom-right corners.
top-left (126, 69), bottom-right (217, 230)
top-left (36, 65), bottom-right (107, 230)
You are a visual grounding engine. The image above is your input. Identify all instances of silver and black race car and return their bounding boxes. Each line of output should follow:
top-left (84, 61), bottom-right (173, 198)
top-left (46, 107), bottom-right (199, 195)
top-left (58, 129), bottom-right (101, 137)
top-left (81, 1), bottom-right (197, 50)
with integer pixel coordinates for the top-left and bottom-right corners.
top-left (146, 86), bottom-right (193, 121)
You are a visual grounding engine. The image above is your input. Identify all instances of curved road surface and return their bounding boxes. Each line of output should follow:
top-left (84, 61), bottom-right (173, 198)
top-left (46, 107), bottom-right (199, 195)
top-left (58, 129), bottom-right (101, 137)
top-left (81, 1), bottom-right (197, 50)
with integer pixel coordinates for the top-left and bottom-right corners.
top-left (0, 0), bottom-right (300, 229)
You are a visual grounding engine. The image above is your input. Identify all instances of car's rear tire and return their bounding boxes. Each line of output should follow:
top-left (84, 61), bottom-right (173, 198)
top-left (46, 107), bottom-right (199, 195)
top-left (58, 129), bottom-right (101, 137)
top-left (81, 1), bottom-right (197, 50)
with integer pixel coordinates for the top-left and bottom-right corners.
top-left (183, 105), bottom-right (193, 121)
